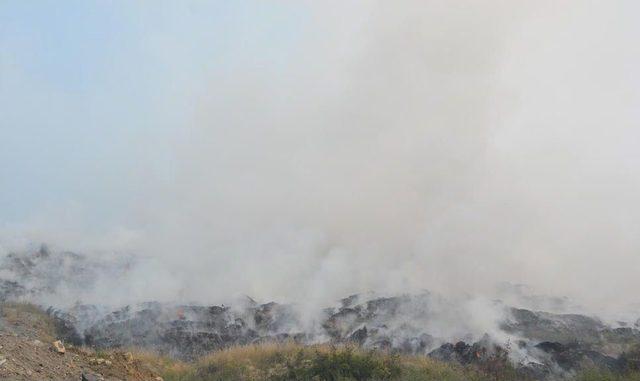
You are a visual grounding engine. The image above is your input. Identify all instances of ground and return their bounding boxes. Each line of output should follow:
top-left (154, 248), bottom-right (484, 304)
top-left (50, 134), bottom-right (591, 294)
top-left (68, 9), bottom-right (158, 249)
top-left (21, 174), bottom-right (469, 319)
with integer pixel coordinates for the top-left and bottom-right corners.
top-left (0, 303), bottom-right (168, 381)
top-left (3, 302), bottom-right (640, 381)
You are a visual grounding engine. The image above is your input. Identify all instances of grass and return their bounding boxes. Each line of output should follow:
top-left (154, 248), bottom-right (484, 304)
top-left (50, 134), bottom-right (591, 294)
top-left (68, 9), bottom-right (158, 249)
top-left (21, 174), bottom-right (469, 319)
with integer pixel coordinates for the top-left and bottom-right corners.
top-left (161, 343), bottom-right (510, 381)
top-left (573, 369), bottom-right (640, 381)
top-left (161, 343), bottom-right (640, 381)
top-left (122, 348), bottom-right (190, 375)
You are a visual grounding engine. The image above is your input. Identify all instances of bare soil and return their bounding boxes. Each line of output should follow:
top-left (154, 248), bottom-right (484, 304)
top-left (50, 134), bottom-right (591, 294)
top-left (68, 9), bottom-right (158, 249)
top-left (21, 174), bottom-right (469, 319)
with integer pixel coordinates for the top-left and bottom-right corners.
top-left (0, 303), bottom-right (166, 381)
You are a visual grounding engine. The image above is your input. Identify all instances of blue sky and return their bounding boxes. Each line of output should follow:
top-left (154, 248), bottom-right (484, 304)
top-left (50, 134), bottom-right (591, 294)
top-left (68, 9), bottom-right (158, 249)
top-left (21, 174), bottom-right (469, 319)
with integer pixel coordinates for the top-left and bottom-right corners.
top-left (0, 1), bottom-right (309, 226)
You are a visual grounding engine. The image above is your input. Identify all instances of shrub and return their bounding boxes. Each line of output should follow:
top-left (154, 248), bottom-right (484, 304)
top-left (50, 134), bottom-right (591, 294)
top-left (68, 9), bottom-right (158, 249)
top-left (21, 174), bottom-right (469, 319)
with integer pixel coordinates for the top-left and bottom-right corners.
top-left (308, 345), bottom-right (401, 381)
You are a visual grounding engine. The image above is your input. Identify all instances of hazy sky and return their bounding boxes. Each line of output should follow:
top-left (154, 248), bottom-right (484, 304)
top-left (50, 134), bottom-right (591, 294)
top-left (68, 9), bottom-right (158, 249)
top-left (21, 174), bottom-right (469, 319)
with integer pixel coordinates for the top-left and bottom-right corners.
top-left (0, 1), bottom-right (308, 225)
top-left (1, 1), bottom-right (640, 310)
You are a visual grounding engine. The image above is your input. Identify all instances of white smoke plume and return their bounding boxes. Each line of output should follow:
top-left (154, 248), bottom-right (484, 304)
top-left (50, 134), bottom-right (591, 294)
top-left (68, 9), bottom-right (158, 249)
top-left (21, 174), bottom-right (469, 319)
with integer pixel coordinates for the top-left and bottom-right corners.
top-left (2, 1), bottom-right (640, 319)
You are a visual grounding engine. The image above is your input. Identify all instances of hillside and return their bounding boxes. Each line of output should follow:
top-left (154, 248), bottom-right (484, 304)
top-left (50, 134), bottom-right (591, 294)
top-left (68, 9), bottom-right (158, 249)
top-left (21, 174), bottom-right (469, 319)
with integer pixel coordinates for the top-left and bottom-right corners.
top-left (2, 248), bottom-right (640, 380)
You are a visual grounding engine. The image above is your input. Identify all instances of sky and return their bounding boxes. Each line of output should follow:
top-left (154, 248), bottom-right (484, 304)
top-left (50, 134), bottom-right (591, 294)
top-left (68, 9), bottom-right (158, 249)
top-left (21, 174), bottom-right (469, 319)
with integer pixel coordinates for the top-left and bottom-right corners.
top-left (1, 1), bottom-right (640, 311)
top-left (0, 1), bottom-right (309, 226)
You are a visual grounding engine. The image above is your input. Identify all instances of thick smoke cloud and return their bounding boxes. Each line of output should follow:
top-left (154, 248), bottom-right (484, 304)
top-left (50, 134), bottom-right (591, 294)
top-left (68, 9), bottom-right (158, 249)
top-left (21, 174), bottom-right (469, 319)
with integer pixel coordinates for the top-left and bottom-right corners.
top-left (3, 1), bottom-right (640, 315)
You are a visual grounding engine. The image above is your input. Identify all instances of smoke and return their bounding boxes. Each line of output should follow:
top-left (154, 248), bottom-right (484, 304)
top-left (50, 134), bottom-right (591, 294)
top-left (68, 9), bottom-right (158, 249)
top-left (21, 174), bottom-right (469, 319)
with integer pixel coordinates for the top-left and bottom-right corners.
top-left (130, 0), bottom-right (524, 306)
top-left (3, 1), bottom-right (640, 315)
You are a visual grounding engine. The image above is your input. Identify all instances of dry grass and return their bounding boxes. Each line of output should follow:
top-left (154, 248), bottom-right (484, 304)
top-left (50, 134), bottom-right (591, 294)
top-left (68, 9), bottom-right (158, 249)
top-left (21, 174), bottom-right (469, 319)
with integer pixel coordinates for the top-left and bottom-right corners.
top-left (573, 369), bottom-right (640, 381)
top-left (161, 342), bottom-right (496, 381)
top-left (198, 341), bottom-right (310, 364)
top-left (125, 348), bottom-right (191, 375)
top-left (79, 346), bottom-right (191, 377)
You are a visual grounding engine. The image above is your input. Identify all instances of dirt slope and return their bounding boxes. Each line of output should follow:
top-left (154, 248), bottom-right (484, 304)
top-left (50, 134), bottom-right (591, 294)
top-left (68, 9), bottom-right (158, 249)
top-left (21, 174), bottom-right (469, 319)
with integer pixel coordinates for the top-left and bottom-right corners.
top-left (0, 303), bottom-right (166, 381)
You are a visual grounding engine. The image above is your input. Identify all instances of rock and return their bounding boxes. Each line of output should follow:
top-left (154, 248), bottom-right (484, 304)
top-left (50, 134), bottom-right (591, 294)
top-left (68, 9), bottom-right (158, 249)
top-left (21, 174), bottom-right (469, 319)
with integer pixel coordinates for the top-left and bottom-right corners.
top-left (429, 342), bottom-right (470, 363)
top-left (534, 341), bottom-right (622, 372)
top-left (349, 326), bottom-right (367, 345)
top-left (52, 340), bottom-right (65, 354)
top-left (81, 372), bottom-right (104, 381)
top-left (502, 308), bottom-right (605, 344)
top-left (516, 362), bottom-right (551, 380)
top-left (89, 357), bottom-right (108, 365)
top-left (399, 333), bottom-right (434, 353)
top-left (0, 279), bottom-right (26, 302)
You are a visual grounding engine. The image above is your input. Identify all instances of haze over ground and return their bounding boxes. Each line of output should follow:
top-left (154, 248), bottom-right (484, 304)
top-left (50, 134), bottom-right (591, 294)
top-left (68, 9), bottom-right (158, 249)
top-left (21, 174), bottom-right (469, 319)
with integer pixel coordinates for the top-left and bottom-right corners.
top-left (1, 1), bottom-right (639, 314)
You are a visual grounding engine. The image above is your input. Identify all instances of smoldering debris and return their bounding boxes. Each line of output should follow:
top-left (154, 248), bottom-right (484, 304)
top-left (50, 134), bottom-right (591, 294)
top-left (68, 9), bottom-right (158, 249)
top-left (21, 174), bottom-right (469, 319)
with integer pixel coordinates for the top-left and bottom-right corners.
top-left (2, 247), bottom-right (640, 380)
